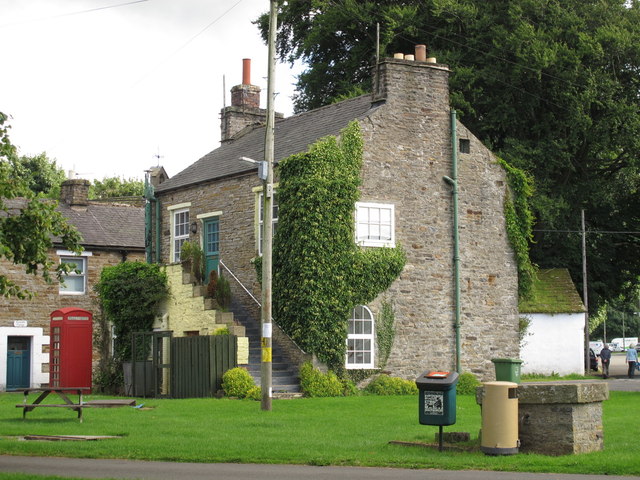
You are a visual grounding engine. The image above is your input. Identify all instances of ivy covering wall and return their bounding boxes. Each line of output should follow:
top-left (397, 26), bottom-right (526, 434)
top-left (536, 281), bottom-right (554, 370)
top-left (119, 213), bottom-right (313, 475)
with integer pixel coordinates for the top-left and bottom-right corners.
top-left (272, 122), bottom-right (406, 371)
top-left (498, 158), bottom-right (537, 299)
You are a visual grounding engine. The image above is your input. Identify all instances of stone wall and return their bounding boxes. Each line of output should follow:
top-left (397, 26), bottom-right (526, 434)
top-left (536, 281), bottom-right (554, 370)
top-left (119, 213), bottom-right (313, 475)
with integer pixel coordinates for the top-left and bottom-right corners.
top-left (361, 59), bottom-right (519, 379)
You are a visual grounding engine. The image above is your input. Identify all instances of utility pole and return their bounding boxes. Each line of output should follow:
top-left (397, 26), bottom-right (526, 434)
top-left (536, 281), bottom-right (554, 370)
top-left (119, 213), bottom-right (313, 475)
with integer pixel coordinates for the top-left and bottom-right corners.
top-left (582, 210), bottom-right (589, 372)
top-left (260, 0), bottom-right (278, 411)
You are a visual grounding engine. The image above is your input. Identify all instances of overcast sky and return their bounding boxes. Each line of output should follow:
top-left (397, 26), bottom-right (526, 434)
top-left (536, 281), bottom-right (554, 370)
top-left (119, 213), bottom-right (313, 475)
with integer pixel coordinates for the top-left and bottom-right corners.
top-left (1, 0), bottom-right (301, 181)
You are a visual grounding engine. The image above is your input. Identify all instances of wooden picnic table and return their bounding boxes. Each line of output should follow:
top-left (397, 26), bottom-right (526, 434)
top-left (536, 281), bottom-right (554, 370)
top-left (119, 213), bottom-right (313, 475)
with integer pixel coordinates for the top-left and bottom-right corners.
top-left (15, 387), bottom-right (89, 422)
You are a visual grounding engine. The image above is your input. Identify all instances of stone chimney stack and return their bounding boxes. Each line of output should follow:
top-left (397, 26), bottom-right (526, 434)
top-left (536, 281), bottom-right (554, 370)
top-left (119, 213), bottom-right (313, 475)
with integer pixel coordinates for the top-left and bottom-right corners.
top-left (220, 58), bottom-right (268, 142)
top-left (60, 179), bottom-right (90, 207)
top-left (372, 44), bottom-right (450, 115)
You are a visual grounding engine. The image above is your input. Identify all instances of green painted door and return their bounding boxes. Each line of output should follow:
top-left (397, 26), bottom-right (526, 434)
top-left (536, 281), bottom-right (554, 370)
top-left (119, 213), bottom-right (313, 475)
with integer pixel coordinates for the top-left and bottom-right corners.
top-left (204, 217), bottom-right (220, 282)
top-left (7, 336), bottom-right (30, 390)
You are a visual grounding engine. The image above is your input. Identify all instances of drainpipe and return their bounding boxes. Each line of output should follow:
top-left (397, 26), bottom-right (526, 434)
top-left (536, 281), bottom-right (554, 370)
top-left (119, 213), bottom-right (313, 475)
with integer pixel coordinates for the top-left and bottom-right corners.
top-left (155, 197), bottom-right (161, 263)
top-left (143, 173), bottom-right (161, 264)
top-left (443, 109), bottom-right (461, 373)
top-left (144, 175), bottom-right (153, 263)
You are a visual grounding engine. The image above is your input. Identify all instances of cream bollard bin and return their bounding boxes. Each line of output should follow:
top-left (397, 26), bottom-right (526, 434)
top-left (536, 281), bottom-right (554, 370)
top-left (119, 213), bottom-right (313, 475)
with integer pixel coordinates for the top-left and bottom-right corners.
top-left (480, 381), bottom-right (519, 455)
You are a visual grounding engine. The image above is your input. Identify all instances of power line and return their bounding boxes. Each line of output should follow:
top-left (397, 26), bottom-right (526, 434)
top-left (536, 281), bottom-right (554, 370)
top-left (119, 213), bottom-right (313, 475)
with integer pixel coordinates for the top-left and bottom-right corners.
top-left (132, 0), bottom-right (244, 87)
top-left (0, 0), bottom-right (148, 28)
top-left (534, 229), bottom-right (640, 235)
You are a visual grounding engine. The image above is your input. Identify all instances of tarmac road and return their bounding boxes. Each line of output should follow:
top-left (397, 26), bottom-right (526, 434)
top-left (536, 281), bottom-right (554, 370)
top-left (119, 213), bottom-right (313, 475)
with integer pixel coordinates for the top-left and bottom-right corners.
top-left (599, 352), bottom-right (640, 392)
top-left (0, 455), bottom-right (635, 480)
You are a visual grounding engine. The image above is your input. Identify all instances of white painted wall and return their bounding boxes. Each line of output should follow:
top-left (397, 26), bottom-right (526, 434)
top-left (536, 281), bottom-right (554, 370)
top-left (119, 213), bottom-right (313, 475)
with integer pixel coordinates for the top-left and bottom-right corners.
top-left (520, 312), bottom-right (586, 376)
top-left (0, 327), bottom-right (49, 391)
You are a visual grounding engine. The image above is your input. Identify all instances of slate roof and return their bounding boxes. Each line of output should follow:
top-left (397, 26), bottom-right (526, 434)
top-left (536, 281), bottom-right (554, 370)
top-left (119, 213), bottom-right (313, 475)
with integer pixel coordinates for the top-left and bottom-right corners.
top-left (519, 268), bottom-right (586, 314)
top-left (156, 94), bottom-right (380, 193)
top-left (3, 198), bottom-right (145, 250)
top-left (57, 202), bottom-right (145, 250)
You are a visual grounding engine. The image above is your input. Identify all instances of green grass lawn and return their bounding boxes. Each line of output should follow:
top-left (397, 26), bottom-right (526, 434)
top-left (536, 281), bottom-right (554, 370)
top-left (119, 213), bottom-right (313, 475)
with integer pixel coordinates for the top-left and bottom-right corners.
top-left (1, 390), bottom-right (639, 476)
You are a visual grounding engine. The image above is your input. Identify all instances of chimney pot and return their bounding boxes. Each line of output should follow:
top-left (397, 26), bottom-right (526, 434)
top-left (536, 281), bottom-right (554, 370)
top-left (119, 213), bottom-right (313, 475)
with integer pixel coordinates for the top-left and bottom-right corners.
top-left (404, 54), bottom-right (415, 61)
top-left (242, 58), bottom-right (251, 85)
top-left (393, 53), bottom-right (404, 59)
top-left (415, 44), bottom-right (427, 62)
top-left (426, 57), bottom-right (437, 64)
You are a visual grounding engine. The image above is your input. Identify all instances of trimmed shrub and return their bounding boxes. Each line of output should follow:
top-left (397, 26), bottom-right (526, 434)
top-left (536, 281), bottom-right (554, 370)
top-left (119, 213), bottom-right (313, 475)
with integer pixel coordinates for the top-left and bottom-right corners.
top-left (213, 327), bottom-right (230, 335)
top-left (456, 372), bottom-right (481, 395)
top-left (341, 378), bottom-right (359, 397)
top-left (364, 375), bottom-right (418, 396)
top-left (299, 362), bottom-right (344, 397)
top-left (222, 367), bottom-right (255, 398)
top-left (216, 274), bottom-right (231, 310)
top-left (245, 385), bottom-right (262, 401)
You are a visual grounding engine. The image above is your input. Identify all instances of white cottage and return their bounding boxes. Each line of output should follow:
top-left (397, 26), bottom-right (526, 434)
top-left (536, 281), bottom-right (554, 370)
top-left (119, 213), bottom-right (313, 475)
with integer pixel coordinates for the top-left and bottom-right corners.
top-left (519, 269), bottom-right (587, 375)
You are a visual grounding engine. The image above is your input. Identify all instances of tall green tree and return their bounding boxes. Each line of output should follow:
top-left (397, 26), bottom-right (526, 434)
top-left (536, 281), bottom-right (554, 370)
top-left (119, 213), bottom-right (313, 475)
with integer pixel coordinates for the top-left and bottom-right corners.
top-left (11, 152), bottom-right (66, 199)
top-left (259, 0), bottom-right (640, 311)
top-left (0, 112), bottom-right (82, 298)
top-left (89, 176), bottom-right (144, 200)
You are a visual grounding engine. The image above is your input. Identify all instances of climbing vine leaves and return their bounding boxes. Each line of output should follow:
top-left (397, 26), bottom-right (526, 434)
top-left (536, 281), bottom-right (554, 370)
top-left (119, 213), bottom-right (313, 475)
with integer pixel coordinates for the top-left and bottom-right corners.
top-left (272, 122), bottom-right (406, 370)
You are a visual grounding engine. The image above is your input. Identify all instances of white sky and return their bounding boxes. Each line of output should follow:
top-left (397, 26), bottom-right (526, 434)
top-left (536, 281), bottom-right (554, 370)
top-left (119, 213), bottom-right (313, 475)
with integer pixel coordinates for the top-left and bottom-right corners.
top-left (1, 0), bottom-right (301, 181)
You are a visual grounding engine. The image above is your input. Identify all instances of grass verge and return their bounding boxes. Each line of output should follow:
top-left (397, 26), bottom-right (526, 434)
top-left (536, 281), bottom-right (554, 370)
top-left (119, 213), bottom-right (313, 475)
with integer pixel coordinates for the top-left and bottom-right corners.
top-left (1, 390), bottom-right (638, 476)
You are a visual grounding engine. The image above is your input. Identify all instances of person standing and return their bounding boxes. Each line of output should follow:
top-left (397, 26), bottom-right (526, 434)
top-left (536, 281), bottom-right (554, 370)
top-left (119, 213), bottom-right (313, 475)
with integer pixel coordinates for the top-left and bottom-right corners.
top-left (625, 344), bottom-right (638, 379)
top-left (600, 344), bottom-right (612, 379)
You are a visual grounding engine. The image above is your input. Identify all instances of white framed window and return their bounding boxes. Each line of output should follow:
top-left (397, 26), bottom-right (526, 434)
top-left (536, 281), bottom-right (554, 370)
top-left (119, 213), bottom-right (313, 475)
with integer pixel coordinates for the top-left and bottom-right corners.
top-left (59, 256), bottom-right (87, 295)
top-left (346, 305), bottom-right (375, 369)
top-left (355, 202), bottom-right (395, 247)
top-left (172, 208), bottom-right (190, 263)
top-left (258, 191), bottom-right (278, 255)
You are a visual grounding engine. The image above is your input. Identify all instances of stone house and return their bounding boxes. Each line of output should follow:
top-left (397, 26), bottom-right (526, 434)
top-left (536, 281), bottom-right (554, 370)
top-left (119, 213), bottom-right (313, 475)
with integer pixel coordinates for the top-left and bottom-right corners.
top-left (518, 268), bottom-right (587, 375)
top-left (0, 179), bottom-right (145, 391)
top-left (151, 51), bottom-right (520, 384)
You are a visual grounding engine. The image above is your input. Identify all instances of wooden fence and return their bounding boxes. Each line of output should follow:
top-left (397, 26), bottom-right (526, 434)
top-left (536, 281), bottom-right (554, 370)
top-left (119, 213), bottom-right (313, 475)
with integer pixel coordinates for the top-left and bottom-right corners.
top-left (170, 335), bottom-right (237, 398)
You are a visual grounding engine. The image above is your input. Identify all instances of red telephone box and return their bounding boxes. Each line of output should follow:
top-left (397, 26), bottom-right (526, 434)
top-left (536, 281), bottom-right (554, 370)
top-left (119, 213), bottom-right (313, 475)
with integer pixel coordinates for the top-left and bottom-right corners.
top-left (50, 308), bottom-right (93, 393)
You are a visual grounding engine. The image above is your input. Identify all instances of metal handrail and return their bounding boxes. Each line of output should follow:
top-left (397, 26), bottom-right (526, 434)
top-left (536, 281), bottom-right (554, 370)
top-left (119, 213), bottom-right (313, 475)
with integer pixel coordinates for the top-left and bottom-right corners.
top-left (219, 259), bottom-right (308, 356)
top-left (219, 260), bottom-right (261, 307)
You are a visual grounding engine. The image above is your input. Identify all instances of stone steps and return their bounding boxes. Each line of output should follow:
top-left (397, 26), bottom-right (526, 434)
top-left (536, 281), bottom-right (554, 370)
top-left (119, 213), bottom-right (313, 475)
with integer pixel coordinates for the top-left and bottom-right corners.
top-left (182, 272), bottom-right (301, 394)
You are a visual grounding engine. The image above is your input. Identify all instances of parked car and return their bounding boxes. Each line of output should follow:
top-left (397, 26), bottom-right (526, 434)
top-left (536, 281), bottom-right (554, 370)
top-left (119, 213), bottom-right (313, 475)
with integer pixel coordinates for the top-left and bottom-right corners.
top-left (609, 342), bottom-right (622, 352)
top-left (589, 348), bottom-right (599, 371)
top-left (589, 341), bottom-right (604, 356)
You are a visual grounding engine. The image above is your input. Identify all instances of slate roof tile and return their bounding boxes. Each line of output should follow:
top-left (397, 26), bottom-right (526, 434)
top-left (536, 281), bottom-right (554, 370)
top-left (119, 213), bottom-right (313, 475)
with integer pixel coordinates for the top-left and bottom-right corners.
top-left (3, 198), bottom-right (144, 250)
top-left (156, 94), bottom-right (380, 193)
top-left (57, 203), bottom-right (145, 249)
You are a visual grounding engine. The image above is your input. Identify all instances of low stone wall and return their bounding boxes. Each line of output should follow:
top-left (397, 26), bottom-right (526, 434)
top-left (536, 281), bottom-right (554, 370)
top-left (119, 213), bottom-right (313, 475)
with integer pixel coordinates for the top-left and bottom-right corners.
top-left (477, 381), bottom-right (609, 455)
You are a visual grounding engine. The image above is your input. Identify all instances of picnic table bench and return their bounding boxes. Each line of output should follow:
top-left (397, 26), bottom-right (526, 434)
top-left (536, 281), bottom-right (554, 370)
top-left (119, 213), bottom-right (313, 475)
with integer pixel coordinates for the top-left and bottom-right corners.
top-left (15, 387), bottom-right (91, 422)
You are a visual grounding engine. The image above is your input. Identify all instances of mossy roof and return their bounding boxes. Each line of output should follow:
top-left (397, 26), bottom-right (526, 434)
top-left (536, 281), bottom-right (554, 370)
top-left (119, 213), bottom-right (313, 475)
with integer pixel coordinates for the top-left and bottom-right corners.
top-left (518, 268), bottom-right (586, 314)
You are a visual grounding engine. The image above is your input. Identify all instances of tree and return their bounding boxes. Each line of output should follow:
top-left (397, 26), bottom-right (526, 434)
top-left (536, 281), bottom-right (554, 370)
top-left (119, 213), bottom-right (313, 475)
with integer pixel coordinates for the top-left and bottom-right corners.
top-left (89, 176), bottom-right (144, 200)
top-left (95, 261), bottom-right (169, 360)
top-left (11, 152), bottom-right (66, 199)
top-left (0, 112), bottom-right (82, 298)
top-left (258, 0), bottom-right (640, 311)
top-left (591, 286), bottom-right (640, 341)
